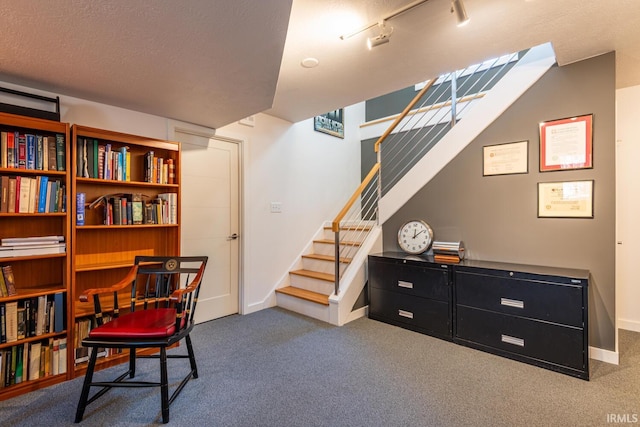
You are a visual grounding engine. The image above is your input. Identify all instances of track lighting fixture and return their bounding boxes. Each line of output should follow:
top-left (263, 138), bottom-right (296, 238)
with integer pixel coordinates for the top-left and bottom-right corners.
top-left (367, 22), bottom-right (393, 50)
top-left (451, 0), bottom-right (470, 27)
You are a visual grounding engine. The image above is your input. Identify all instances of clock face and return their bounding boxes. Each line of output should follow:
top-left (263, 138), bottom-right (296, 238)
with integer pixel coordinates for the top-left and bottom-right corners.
top-left (397, 220), bottom-right (434, 254)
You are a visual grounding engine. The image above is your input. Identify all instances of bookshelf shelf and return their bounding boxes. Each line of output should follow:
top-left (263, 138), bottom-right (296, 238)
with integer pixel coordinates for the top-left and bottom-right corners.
top-left (70, 124), bottom-right (181, 378)
top-left (0, 112), bottom-right (71, 398)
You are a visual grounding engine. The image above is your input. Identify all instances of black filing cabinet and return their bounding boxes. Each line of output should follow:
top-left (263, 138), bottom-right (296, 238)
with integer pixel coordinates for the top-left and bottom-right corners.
top-left (453, 260), bottom-right (589, 380)
top-left (368, 253), bottom-right (452, 340)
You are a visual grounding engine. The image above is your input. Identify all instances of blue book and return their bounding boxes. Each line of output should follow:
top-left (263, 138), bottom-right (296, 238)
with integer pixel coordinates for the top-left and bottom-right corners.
top-left (37, 176), bottom-right (49, 213)
top-left (26, 134), bottom-right (36, 169)
top-left (53, 293), bottom-right (65, 333)
top-left (76, 192), bottom-right (85, 225)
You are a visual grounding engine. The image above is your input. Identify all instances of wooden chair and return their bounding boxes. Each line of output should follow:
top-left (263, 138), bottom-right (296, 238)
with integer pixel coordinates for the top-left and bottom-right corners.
top-left (74, 255), bottom-right (208, 424)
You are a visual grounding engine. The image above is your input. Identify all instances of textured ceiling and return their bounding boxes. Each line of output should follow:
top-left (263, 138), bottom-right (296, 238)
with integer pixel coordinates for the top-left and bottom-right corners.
top-left (0, 0), bottom-right (638, 128)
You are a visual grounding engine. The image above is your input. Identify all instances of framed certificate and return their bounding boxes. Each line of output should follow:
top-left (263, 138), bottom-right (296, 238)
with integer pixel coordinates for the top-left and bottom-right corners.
top-left (539, 114), bottom-right (593, 171)
top-left (537, 180), bottom-right (594, 218)
top-left (483, 140), bottom-right (528, 176)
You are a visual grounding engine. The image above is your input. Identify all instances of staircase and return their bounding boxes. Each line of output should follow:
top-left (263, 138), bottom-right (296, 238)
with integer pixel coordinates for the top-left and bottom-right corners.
top-left (276, 43), bottom-right (556, 326)
top-left (275, 224), bottom-right (374, 323)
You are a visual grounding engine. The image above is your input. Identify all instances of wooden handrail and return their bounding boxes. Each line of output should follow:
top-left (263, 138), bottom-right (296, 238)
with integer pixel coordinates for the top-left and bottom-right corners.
top-left (331, 163), bottom-right (380, 232)
top-left (374, 77), bottom-right (437, 153)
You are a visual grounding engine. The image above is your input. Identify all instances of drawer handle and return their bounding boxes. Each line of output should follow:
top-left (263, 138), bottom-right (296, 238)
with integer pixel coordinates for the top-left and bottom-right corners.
top-left (500, 298), bottom-right (524, 309)
top-left (398, 280), bottom-right (413, 289)
top-left (501, 334), bottom-right (525, 347)
top-left (398, 309), bottom-right (414, 319)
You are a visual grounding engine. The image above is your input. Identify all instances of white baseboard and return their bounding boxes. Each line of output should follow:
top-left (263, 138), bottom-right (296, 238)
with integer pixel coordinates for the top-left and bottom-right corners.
top-left (589, 346), bottom-right (619, 365)
top-left (618, 319), bottom-right (640, 333)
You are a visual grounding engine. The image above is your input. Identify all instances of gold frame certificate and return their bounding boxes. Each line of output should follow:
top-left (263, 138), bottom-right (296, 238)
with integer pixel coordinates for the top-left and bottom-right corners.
top-left (483, 140), bottom-right (528, 176)
top-left (538, 180), bottom-right (593, 218)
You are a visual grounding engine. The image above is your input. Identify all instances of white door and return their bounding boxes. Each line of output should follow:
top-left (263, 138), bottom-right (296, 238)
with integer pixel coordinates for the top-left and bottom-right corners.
top-left (176, 130), bottom-right (240, 323)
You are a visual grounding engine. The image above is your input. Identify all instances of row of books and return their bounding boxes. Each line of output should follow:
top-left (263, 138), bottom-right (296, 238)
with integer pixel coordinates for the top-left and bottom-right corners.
top-left (0, 265), bottom-right (16, 297)
top-left (79, 192), bottom-right (177, 226)
top-left (144, 151), bottom-right (175, 185)
top-left (0, 175), bottom-right (66, 213)
top-left (74, 317), bottom-right (119, 365)
top-left (0, 131), bottom-right (66, 172)
top-left (76, 138), bottom-right (131, 181)
top-left (0, 293), bottom-right (65, 343)
top-left (0, 236), bottom-right (67, 260)
top-left (0, 337), bottom-right (67, 388)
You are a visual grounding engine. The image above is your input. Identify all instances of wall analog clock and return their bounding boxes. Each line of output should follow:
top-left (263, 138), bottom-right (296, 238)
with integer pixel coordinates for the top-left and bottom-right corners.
top-left (397, 220), bottom-right (434, 254)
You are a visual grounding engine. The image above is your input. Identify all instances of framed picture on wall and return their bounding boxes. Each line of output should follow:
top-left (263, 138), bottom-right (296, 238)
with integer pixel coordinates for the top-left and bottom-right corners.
top-left (537, 180), bottom-right (594, 218)
top-left (483, 140), bottom-right (528, 176)
top-left (539, 114), bottom-right (593, 171)
top-left (314, 109), bottom-right (344, 138)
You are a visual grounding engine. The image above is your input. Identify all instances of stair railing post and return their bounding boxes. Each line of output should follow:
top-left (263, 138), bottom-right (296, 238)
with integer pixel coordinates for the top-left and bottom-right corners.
top-left (451, 71), bottom-right (458, 128)
top-left (376, 148), bottom-right (382, 225)
top-left (334, 229), bottom-right (340, 295)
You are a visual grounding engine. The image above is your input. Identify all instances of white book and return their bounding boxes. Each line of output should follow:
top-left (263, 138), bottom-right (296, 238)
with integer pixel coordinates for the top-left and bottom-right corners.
top-left (0, 243), bottom-right (66, 258)
top-left (58, 338), bottom-right (67, 374)
top-left (28, 177), bottom-right (37, 213)
top-left (18, 177), bottom-right (32, 214)
top-left (1, 235), bottom-right (64, 245)
top-left (29, 342), bottom-right (42, 381)
top-left (5, 301), bottom-right (18, 343)
top-left (52, 339), bottom-right (60, 376)
top-left (36, 295), bottom-right (46, 336)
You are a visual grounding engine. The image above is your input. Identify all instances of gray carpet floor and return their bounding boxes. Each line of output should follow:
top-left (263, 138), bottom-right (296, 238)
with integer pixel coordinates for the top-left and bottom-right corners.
top-left (0, 307), bottom-right (638, 426)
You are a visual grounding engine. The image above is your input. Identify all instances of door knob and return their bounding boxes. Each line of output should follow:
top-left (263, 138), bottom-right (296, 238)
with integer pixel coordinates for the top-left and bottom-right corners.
top-left (227, 233), bottom-right (239, 240)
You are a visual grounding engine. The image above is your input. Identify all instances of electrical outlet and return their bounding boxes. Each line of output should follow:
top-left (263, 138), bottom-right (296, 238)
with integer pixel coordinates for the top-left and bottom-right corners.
top-left (270, 202), bottom-right (282, 213)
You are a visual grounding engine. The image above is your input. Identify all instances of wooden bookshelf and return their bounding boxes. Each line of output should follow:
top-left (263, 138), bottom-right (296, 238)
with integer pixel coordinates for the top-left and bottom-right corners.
top-left (0, 112), bottom-right (71, 399)
top-left (70, 125), bottom-right (181, 376)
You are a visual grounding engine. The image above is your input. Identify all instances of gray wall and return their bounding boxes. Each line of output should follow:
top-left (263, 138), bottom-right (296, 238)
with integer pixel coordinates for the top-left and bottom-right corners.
top-left (382, 53), bottom-right (616, 350)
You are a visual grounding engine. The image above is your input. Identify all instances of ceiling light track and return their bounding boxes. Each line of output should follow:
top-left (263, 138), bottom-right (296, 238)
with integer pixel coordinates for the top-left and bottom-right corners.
top-left (340, 0), bottom-right (469, 46)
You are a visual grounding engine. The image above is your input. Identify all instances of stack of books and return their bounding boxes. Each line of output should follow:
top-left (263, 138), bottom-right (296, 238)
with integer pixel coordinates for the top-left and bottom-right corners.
top-left (0, 236), bottom-right (66, 258)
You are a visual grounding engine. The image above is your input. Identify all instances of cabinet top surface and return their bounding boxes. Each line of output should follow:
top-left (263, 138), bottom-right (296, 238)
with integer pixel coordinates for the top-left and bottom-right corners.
top-left (370, 252), bottom-right (590, 281)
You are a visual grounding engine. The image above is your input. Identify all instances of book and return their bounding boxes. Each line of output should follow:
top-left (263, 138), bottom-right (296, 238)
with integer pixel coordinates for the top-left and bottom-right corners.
top-left (47, 136), bottom-right (57, 171)
top-left (6, 132), bottom-right (15, 168)
top-left (2, 265), bottom-right (17, 296)
top-left (42, 136), bottom-right (49, 172)
top-left (17, 307), bottom-right (26, 340)
top-left (76, 192), bottom-right (85, 226)
top-left (0, 131), bottom-right (6, 168)
top-left (1, 235), bottom-right (64, 245)
top-left (58, 337), bottom-right (67, 374)
top-left (0, 303), bottom-right (6, 342)
top-left (5, 301), bottom-right (18, 342)
top-left (0, 273), bottom-right (6, 297)
top-left (56, 134), bottom-right (65, 171)
top-left (26, 134), bottom-right (36, 170)
top-left (29, 342), bottom-right (41, 380)
top-left (52, 339), bottom-right (59, 376)
top-left (28, 176), bottom-right (37, 213)
top-left (36, 295), bottom-right (46, 336)
top-left (0, 175), bottom-right (8, 213)
top-left (37, 175), bottom-right (49, 213)
top-left (7, 177), bottom-right (16, 213)
top-left (18, 176), bottom-right (31, 213)
top-left (53, 293), bottom-right (64, 333)
top-left (9, 346), bottom-right (17, 385)
top-left (132, 193), bottom-right (143, 224)
top-left (97, 144), bottom-right (105, 179)
top-left (14, 344), bottom-right (23, 384)
top-left (0, 243), bottom-right (66, 258)
top-left (167, 158), bottom-right (175, 184)
top-left (36, 135), bottom-right (44, 170)
top-left (82, 138), bottom-right (89, 178)
top-left (17, 134), bottom-right (26, 169)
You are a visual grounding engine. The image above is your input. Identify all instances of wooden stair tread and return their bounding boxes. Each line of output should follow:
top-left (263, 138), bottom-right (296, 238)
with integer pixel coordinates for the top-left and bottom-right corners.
top-left (314, 239), bottom-right (362, 246)
top-left (275, 286), bottom-right (330, 305)
top-left (301, 253), bottom-right (352, 264)
top-left (290, 269), bottom-right (334, 282)
top-left (324, 225), bottom-right (372, 231)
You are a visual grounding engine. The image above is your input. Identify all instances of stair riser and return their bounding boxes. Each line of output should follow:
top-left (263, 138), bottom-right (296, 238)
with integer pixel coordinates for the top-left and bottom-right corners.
top-left (301, 258), bottom-right (347, 275)
top-left (276, 293), bottom-right (330, 323)
top-left (323, 229), bottom-right (370, 242)
top-left (289, 274), bottom-right (334, 295)
top-left (313, 242), bottom-right (360, 257)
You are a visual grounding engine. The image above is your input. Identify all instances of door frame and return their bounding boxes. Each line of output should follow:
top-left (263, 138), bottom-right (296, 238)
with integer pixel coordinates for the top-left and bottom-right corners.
top-left (168, 120), bottom-right (245, 314)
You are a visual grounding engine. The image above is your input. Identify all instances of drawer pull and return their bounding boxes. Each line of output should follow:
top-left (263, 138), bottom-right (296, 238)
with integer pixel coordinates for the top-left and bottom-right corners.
top-left (398, 309), bottom-right (414, 319)
top-left (500, 298), bottom-right (524, 309)
top-left (398, 280), bottom-right (414, 289)
top-left (571, 279), bottom-right (582, 284)
top-left (501, 334), bottom-right (525, 347)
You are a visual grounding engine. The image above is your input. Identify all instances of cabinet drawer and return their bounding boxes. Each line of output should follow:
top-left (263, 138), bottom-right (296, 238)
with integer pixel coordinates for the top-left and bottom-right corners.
top-left (370, 287), bottom-right (450, 337)
top-left (455, 271), bottom-right (584, 327)
top-left (369, 258), bottom-right (449, 301)
top-left (456, 306), bottom-right (585, 370)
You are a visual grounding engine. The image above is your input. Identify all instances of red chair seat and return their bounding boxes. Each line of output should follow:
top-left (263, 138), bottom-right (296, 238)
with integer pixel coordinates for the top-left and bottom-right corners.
top-left (89, 308), bottom-right (180, 339)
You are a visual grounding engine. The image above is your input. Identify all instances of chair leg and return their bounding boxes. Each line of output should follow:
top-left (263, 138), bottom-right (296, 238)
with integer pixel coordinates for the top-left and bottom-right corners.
top-left (129, 347), bottom-right (136, 378)
top-left (75, 347), bottom-right (98, 423)
top-left (185, 334), bottom-right (198, 379)
top-left (160, 347), bottom-right (169, 423)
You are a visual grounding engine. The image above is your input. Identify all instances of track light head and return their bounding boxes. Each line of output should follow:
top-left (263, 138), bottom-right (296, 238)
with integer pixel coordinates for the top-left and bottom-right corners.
top-left (451, 0), bottom-right (470, 26)
top-left (367, 22), bottom-right (393, 50)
